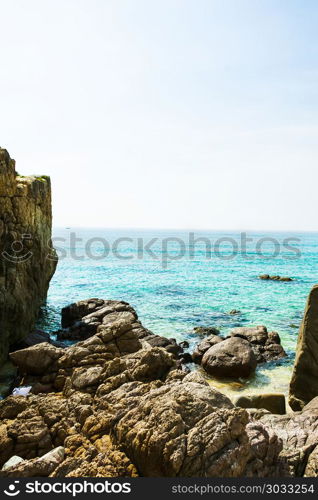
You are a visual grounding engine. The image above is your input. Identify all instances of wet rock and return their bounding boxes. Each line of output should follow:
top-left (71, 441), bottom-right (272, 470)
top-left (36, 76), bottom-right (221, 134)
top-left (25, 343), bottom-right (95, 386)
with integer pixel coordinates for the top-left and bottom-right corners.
top-left (259, 275), bottom-right (293, 282)
top-left (193, 326), bottom-right (221, 336)
top-left (178, 352), bottom-right (193, 364)
top-left (179, 341), bottom-right (189, 349)
top-left (229, 309), bottom-right (241, 315)
top-left (143, 335), bottom-right (182, 357)
top-left (230, 326), bottom-right (286, 363)
top-left (289, 285), bottom-right (318, 410)
top-left (192, 335), bottom-right (223, 364)
top-left (234, 394), bottom-right (286, 415)
top-left (10, 330), bottom-right (64, 350)
top-left (59, 299), bottom-right (151, 341)
top-left (202, 337), bottom-right (257, 379)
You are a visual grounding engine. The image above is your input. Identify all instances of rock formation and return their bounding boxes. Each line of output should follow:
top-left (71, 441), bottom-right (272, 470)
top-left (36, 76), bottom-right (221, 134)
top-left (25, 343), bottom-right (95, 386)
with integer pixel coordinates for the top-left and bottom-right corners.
top-left (0, 299), bottom-right (284, 477)
top-left (289, 284), bottom-right (318, 410)
top-left (192, 325), bottom-right (286, 376)
top-left (0, 149), bottom-right (57, 363)
top-left (230, 326), bottom-right (286, 363)
top-left (202, 337), bottom-right (257, 378)
top-left (234, 393), bottom-right (286, 415)
top-left (251, 397), bottom-right (318, 476)
top-left (2, 298), bottom-right (318, 477)
top-left (259, 275), bottom-right (293, 281)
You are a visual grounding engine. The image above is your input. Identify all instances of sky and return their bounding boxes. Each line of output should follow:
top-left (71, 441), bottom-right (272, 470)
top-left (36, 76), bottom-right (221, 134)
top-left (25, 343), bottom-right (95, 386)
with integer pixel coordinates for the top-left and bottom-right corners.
top-left (0, 0), bottom-right (317, 230)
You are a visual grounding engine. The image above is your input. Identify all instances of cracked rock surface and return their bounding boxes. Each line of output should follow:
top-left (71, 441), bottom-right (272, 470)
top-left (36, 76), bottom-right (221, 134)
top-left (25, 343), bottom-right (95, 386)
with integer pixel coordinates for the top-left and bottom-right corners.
top-left (2, 298), bottom-right (318, 477)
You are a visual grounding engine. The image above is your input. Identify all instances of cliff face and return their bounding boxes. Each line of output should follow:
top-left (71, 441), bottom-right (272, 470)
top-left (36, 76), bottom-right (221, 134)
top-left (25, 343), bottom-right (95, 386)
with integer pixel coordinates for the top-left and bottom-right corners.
top-left (289, 285), bottom-right (318, 410)
top-left (0, 149), bottom-right (57, 364)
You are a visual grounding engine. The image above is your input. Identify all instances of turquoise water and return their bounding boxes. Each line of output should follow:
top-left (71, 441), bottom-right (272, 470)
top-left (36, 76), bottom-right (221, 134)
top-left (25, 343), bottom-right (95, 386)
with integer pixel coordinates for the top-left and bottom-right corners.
top-left (39, 229), bottom-right (318, 397)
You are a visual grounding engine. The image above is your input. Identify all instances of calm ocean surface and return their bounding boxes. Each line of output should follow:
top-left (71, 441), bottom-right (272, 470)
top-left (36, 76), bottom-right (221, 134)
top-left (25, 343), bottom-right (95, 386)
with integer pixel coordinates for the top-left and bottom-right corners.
top-left (39, 228), bottom-right (318, 397)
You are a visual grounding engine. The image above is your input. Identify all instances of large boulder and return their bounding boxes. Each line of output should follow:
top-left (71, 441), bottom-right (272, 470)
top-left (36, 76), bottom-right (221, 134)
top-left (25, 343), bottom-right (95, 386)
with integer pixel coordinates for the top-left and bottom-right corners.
top-left (230, 326), bottom-right (286, 363)
top-left (10, 343), bottom-right (63, 376)
top-left (58, 299), bottom-right (151, 341)
top-left (100, 379), bottom-right (252, 477)
top-left (289, 285), bottom-right (318, 410)
top-left (192, 335), bottom-right (223, 364)
top-left (201, 337), bottom-right (257, 379)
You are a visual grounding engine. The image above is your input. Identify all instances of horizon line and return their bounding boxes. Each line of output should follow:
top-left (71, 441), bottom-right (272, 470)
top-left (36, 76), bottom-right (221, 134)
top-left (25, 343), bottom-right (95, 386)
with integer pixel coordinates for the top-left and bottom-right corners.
top-left (52, 226), bottom-right (318, 234)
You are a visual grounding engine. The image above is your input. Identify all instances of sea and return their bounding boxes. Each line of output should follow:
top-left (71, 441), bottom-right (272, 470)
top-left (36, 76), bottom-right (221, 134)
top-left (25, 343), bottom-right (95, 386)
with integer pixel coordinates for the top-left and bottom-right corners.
top-left (38, 228), bottom-right (318, 398)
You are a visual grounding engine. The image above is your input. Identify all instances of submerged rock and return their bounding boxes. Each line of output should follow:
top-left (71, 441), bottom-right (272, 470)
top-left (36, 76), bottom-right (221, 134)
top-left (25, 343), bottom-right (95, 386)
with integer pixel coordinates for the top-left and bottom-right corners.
top-left (201, 337), bottom-right (257, 379)
top-left (193, 326), bottom-right (221, 336)
top-left (259, 275), bottom-right (293, 282)
top-left (289, 285), bottom-right (318, 410)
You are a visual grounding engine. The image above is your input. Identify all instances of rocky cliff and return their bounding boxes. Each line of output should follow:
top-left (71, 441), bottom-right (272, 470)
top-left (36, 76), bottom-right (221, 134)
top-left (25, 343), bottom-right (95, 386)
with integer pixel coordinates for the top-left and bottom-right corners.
top-left (0, 148), bottom-right (57, 364)
top-left (289, 284), bottom-right (318, 410)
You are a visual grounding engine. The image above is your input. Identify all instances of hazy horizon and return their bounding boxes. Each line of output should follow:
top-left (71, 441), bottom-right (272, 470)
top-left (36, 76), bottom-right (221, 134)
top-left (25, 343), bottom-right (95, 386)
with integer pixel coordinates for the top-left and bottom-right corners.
top-left (1, 0), bottom-right (318, 231)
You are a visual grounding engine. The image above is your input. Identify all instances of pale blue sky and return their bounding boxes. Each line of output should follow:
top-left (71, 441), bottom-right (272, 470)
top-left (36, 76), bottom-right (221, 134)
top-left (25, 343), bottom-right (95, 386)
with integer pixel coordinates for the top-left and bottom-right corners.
top-left (0, 0), bottom-right (317, 230)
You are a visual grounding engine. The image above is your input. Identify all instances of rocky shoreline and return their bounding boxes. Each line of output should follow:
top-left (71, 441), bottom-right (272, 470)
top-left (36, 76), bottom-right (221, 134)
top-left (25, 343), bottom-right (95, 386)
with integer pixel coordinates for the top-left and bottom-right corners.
top-left (0, 293), bottom-right (318, 477)
top-left (2, 149), bottom-right (318, 477)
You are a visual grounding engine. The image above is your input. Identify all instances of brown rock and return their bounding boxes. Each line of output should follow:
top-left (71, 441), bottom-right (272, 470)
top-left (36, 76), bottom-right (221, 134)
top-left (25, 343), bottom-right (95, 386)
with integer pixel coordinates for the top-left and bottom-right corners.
top-left (202, 337), bottom-right (257, 379)
top-left (289, 285), bottom-right (318, 410)
top-left (58, 298), bottom-right (151, 341)
top-left (234, 393), bottom-right (286, 415)
top-left (0, 148), bottom-right (57, 363)
top-left (193, 326), bottom-right (221, 336)
top-left (10, 343), bottom-right (63, 376)
top-left (0, 447), bottom-right (65, 477)
top-left (108, 379), bottom-right (251, 477)
top-left (192, 335), bottom-right (223, 364)
top-left (231, 326), bottom-right (286, 363)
